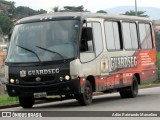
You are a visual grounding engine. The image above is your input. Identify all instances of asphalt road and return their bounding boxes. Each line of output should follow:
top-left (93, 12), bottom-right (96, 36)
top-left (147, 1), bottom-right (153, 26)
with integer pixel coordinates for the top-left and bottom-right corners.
top-left (0, 87), bottom-right (160, 120)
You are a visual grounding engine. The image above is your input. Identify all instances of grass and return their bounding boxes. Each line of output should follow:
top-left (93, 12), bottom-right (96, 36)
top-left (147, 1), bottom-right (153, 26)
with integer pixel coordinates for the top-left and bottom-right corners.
top-left (139, 81), bottom-right (160, 88)
top-left (0, 94), bottom-right (61, 106)
top-left (0, 94), bottom-right (18, 106)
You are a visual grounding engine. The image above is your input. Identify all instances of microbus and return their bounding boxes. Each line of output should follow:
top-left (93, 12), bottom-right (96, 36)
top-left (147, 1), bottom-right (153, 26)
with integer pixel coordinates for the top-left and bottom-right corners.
top-left (5, 12), bottom-right (157, 108)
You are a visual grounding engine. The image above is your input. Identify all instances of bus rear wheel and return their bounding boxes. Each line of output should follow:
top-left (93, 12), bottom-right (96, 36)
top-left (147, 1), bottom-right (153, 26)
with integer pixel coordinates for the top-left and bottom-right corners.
top-left (19, 96), bottom-right (34, 108)
top-left (75, 81), bottom-right (93, 106)
top-left (119, 75), bottom-right (138, 98)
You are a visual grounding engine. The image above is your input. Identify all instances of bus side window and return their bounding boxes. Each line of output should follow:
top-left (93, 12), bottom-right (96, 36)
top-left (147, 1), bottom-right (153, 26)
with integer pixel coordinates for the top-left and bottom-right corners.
top-left (105, 21), bottom-right (122, 50)
top-left (139, 23), bottom-right (153, 49)
top-left (80, 23), bottom-right (94, 52)
top-left (80, 22), bottom-right (95, 62)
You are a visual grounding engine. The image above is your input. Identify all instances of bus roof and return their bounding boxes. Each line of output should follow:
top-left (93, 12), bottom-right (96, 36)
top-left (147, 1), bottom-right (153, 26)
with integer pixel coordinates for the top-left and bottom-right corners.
top-left (16, 12), bottom-right (151, 24)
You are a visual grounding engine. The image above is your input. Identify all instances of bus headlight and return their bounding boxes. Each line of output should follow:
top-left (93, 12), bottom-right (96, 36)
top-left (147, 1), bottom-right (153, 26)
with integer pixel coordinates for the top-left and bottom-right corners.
top-left (10, 79), bottom-right (15, 83)
top-left (65, 75), bottom-right (70, 80)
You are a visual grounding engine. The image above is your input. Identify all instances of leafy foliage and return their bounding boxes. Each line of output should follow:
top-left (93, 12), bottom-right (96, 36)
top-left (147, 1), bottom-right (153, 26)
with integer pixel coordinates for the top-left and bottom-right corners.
top-left (0, 15), bottom-right (13, 34)
top-left (156, 52), bottom-right (160, 82)
top-left (63, 5), bottom-right (84, 12)
top-left (0, 0), bottom-right (47, 34)
top-left (0, 27), bottom-right (3, 35)
top-left (52, 6), bottom-right (60, 12)
top-left (155, 32), bottom-right (160, 51)
top-left (52, 5), bottom-right (89, 12)
top-left (0, 0), bottom-right (15, 17)
top-left (96, 10), bottom-right (107, 13)
top-left (13, 6), bottom-right (47, 19)
top-left (37, 9), bottom-right (47, 14)
top-left (122, 10), bottom-right (149, 17)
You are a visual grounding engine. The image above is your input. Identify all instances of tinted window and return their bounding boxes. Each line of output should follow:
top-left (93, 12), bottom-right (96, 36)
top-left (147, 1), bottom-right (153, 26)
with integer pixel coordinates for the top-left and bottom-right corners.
top-left (105, 22), bottom-right (115, 50)
top-left (80, 22), bottom-right (94, 52)
top-left (130, 23), bottom-right (138, 49)
top-left (6, 20), bottom-right (80, 63)
top-left (113, 22), bottom-right (121, 49)
top-left (139, 23), bottom-right (153, 49)
top-left (122, 22), bottom-right (138, 49)
top-left (139, 24), bottom-right (147, 49)
top-left (122, 23), bottom-right (132, 49)
top-left (93, 22), bottom-right (103, 56)
top-left (105, 21), bottom-right (121, 50)
top-left (145, 24), bottom-right (152, 49)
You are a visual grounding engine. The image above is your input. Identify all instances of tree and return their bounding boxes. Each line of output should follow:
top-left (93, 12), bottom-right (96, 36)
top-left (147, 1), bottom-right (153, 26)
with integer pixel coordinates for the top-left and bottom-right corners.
top-left (96, 10), bottom-right (107, 13)
top-left (62, 5), bottom-right (89, 12)
top-left (37, 9), bottom-right (47, 14)
top-left (155, 32), bottom-right (160, 51)
top-left (13, 6), bottom-right (35, 19)
top-left (0, 0), bottom-right (15, 17)
top-left (0, 0), bottom-right (47, 34)
top-left (52, 6), bottom-right (61, 12)
top-left (63, 5), bottom-right (83, 11)
top-left (0, 15), bottom-right (13, 34)
top-left (122, 10), bottom-right (149, 17)
top-left (13, 6), bottom-right (47, 19)
top-left (0, 27), bottom-right (3, 35)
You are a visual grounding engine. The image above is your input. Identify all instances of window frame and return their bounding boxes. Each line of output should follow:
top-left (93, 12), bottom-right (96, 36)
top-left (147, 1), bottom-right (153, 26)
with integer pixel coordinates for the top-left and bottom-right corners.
top-left (138, 22), bottom-right (153, 50)
top-left (80, 21), bottom-right (104, 62)
top-left (104, 20), bottom-right (123, 52)
top-left (80, 22), bottom-right (95, 53)
top-left (122, 21), bottom-right (139, 50)
top-left (92, 22), bottom-right (104, 57)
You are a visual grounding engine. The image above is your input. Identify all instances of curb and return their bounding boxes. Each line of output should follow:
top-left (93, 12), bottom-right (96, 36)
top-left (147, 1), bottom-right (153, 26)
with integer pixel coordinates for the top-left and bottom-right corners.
top-left (0, 100), bottom-right (48, 109)
top-left (139, 84), bottom-right (160, 89)
top-left (0, 85), bottom-right (160, 109)
top-left (0, 103), bottom-right (19, 109)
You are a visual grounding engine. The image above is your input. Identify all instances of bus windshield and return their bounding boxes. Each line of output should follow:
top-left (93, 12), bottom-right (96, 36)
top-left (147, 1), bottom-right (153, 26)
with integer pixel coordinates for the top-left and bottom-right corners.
top-left (6, 20), bottom-right (80, 63)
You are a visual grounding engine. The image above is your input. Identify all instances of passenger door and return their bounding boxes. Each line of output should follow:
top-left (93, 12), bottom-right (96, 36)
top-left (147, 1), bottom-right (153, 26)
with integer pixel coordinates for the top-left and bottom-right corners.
top-left (80, 18), bottom-right (107, 91)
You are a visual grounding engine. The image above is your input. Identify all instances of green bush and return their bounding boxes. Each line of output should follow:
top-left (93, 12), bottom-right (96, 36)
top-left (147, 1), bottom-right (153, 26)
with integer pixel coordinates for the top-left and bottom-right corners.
top-left (156, 52), bottom-right (160, 82)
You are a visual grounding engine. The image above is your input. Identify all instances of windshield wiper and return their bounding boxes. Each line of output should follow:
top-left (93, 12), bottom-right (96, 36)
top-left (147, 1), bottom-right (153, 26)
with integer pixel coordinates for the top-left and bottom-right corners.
top-left (16, 45), bottom-right (41, 62)
top-left (36, 46), bottom-right (66, 62)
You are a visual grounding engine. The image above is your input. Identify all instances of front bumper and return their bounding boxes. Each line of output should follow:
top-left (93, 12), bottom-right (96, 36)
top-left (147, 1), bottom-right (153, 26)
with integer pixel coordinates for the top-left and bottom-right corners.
top-left (6, 80), bottom-right (80, 97)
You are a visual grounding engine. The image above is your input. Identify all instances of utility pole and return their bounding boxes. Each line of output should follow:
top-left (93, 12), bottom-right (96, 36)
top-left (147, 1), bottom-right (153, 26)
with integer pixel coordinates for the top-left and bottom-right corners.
top-left (135, 0), bottom-right (138, 16)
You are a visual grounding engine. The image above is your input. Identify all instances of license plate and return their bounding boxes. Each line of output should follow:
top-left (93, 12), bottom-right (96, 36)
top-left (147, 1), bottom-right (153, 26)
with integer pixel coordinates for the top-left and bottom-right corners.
top-left (34, 92), bottom-right (47, 98)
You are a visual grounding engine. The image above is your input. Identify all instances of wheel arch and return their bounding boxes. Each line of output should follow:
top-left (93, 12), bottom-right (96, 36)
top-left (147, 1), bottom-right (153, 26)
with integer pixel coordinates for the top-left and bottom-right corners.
top-left (86, 75), bottom-right (96, 92)
top-left (134, 73), bottom-right (141, 85)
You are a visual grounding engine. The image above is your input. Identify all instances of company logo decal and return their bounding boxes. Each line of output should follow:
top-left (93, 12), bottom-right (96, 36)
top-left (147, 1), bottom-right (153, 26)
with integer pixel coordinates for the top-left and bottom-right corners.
top-left (20, 68), bottom-right (60, 77)
top-left (111, 56), bottom-right (137, 70)
top-left (35, 77), bottom-right (41, 82)
top-left (101, 59), bottom-right (108, 73)
top-left (20, 70), bottom-right (27, 77)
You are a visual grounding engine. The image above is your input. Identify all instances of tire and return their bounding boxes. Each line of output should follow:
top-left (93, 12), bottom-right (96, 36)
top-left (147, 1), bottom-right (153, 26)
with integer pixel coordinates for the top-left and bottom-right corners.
top-left (119, 75), bottom-right (138, 98)
top-left (75, 81), bottom-right (93, 106)
top-left (19, 96), bottom-right (34, 108)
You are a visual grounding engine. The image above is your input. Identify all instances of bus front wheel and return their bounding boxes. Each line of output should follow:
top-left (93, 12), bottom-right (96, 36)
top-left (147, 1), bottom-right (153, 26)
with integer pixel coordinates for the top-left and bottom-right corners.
top-left (119, 75), bottom-right (138, 98)
top-left (19, 96), bottom-right (34, 108)
top-left (75, 80), bottom-right (93, 106)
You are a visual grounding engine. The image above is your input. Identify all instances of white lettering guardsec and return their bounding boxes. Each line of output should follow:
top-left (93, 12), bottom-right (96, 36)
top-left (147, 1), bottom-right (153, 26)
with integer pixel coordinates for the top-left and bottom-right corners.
top-left (28, 68), bottom-right (60, 76)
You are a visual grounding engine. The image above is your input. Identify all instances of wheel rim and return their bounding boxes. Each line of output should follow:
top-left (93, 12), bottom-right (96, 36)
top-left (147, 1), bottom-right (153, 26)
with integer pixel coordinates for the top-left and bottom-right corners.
top-left (84, 86), bottom-right (92, 101)
top-left (133, 79), bottom-right (138, 95)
